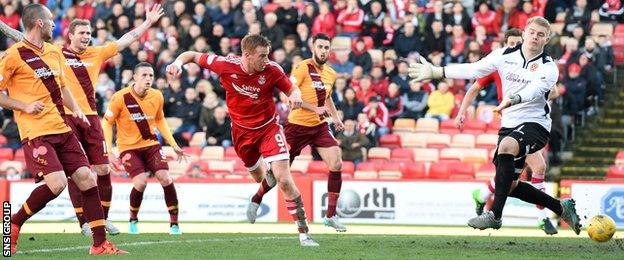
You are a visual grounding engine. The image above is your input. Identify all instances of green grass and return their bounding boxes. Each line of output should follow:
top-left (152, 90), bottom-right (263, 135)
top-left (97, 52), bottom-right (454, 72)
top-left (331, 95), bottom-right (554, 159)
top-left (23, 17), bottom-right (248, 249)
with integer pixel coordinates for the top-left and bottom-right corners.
top-left (12, 233), bottom-right (624, 259)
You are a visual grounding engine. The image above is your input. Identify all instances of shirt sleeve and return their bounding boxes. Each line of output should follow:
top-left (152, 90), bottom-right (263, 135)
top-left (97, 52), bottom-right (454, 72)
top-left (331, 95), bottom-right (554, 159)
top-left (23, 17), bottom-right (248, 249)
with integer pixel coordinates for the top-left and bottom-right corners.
top-left (198, 53), bottom-right (225, 75)
top-left (445, 47), bottom-right (504, 80)
top-left (272, 64), bottom-right (292, 94)
top-left (289, 62), bottom-right (307, 88)
top-left (515, 63), bottom-right (559, 103)
top-left (102, 93), bottom-right (121, 150)
top-left (0, 51), bottom-right (14, 91)
top-left (98, 42), bottom-right (119, 62)
top-left (476, 73), bottom-right (495, 89)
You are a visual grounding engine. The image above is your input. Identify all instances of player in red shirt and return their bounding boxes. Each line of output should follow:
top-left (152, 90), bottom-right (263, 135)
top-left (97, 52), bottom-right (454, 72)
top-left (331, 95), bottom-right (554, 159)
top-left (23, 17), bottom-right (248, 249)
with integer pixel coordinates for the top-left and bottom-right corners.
top-left (166, 34), bottom-right (319, 246)
top-left (455, 28), bottom-right (558, 235)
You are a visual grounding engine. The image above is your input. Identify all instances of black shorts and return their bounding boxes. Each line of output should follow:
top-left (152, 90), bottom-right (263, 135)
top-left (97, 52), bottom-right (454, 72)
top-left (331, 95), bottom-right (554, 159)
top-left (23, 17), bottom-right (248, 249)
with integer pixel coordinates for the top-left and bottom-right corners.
top-left (494, 122), bottom-right (550, 180)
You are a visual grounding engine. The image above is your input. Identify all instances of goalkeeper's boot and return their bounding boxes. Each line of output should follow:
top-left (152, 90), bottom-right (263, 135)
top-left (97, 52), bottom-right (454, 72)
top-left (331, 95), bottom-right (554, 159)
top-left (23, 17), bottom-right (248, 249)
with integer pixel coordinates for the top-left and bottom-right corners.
top-left (560, 198), bottom-right (581, 235)
top-left (128, 220), bottom-right (139, 234)
top-left (169, 224), bottom-right (182, 235)
top-left (472, 189), bottom-right (485, 216)
top-left (89, 240), bottom-right (128, 255)
top-left (105, 219), bottom-right (120, 235)
top-left (468, 211), bottom-right (502, 230)
top-left (323, 215), bottom-right (347, 232)
top-left (299, 233), bottom-right (320, 247)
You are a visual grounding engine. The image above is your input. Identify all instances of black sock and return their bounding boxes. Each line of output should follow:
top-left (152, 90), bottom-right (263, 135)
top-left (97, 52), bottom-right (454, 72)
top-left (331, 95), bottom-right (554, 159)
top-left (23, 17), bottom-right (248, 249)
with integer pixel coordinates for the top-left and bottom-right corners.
top-left (491, 154), bottom-right (515, 219)
top-left (509, 181), bottom-right (563, 216)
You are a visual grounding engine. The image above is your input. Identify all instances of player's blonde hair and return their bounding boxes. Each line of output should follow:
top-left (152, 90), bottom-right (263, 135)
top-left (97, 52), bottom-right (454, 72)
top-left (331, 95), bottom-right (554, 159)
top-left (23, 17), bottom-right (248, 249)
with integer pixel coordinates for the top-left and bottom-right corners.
top-left (526, 16), bottom-right (551, 34)
top-left (241, 34), bottom-right (271, 54)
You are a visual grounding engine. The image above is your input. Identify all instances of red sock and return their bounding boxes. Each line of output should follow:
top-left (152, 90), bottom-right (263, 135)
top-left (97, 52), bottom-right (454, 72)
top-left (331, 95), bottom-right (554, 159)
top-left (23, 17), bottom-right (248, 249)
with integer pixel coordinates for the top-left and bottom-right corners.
top-left (97, 174), bottom-right (113, 219)
top-left (67, 178), bottom-right (86, 227)
top-left (531, 175), bottom-right (546, 210)
top-left (163, 183), bottom-right (179, 225)
top-left (80, 187), bottom-right (106, 247)
top-left (11, 184), bottom-right (58, 227)
top-left (326, 171), bottom-right (342, 218)
top-left (251, 178), bottom-right (273, 204)
top-left (129, 187), bottom-right (143, 221)
top-left (285, 196), bottom-right (309, 234)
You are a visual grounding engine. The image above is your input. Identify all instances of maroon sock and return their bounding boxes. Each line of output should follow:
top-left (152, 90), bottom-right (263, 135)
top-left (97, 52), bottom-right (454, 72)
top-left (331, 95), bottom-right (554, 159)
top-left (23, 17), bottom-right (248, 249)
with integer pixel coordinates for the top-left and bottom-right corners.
top-left (129, 187), bottom-right (143, 221)
top-left (80, 187), bottom-right (106, 247)
top-left (97, 174), bottom-right (113, 219)
top-left (67, 178), bottom-right (87, 227)
top-left (251, 178), bottom-right (274, 204)
top-left (11, 184), bottom-right (58, 227)
top-left (163, 183), bottom-right (179, 225)
top-left (326, 171), bottom-right (342, 218)
top-left (285, 196), bottom-right (309, 234)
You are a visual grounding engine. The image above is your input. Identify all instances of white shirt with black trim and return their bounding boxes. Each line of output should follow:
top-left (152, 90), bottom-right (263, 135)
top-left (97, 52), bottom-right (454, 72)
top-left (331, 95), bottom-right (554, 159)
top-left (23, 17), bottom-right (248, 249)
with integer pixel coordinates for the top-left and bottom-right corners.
top-left (444, 44), bottom-right (558, 131)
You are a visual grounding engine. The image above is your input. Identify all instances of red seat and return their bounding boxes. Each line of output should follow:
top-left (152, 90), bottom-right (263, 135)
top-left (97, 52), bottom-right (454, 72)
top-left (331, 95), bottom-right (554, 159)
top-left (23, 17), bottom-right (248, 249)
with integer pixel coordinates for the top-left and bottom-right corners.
top-left (606, 165), bottom-right (624, 179)
top-left (14, 148), bottom-right (25, 162)
top-left (428, 162), bottom-right (451, 179)
top-left (342, 161), bottom-right (355, 177)
top-left (463, 119), bottom-right (487, 134)
top-left (182, 146), bottom-right (201, 157)
top-left (0, 134), bottom-right (7, 145)
top-left (401, 162), bottom-right (427, 179)
top-left (391, 148), bottom-right (414, 162)
top-left (378, 162), bottom-right (402, 171)
top-left (0, 148), bottom-right (13, 160)
top-left (356, 162), bottom-right (379, 171)
top-left (379, 134), bottom-right (401, 148)
top-left (450, 161), bottom-right (475, 179)
top-left (233, 159), bottom-right (247, 175)
top-left (486, 120), bottom-right (501, 134)
top-left (224, 146), bottom-right (238, 160)
top-left (439, 120), bottom-right (460, 134)
top-left (307, 161), bottom-right (328, 175)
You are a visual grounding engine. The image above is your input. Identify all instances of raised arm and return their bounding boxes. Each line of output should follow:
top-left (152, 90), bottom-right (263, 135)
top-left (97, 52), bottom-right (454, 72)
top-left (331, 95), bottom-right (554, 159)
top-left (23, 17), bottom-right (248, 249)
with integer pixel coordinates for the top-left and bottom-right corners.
top-left (408, 47), bottom-right (503, 81)
top-left (115, 4), bottom-right (164, 51)
top-left (166, 51), bottom-right (205, 77)
top-left (0, 20), bottom-right (23, 42)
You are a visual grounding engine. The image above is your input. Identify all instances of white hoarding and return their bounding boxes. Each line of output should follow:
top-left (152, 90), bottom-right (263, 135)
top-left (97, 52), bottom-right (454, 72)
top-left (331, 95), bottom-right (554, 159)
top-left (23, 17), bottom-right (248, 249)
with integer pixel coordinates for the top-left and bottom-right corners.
top-left (570, 183), bottom-right (624, 228)
top-left (10, 182), bottom-right (277, 222)
top-left (313, 181), bottom-right (556, 227)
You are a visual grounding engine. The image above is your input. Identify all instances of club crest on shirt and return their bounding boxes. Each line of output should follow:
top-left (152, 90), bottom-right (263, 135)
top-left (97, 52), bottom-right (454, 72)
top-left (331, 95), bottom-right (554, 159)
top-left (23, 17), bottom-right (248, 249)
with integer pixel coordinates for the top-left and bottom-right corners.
top-left (258, 75), bottom-right (266, 85)
top-left (530, 63), bottom-right (539, 72)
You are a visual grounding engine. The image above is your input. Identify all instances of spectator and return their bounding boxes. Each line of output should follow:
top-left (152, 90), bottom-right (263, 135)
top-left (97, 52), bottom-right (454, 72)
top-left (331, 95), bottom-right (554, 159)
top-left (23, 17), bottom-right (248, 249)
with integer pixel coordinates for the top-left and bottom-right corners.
top-left (355, 76), bottom-right (377, 105)
top-left (394, 21), bottom-right (423, 58)
top-left (275, 0), bottom-right (299, 36)
top-left (336, 119), bottom-right (370, 165)
top-left (363, 96), bottom-right (389, 136)
top-left (384, 83), bottom-right (403, 121)
top-left (380, 16), bottom-right (395, 48)
top-left (425, 81), bottom-right (455, 121)
top-left (362, 1), bottom-right (385, 47)
top-left (425, 0), bottom-right (449, 34)
top-left (299, 4), bottom-right (317, 29)
top-left (390, 61), bottom-right (411, 94)
top-left (340, 87), bottom-right (365, 120)
top-left (193, 2), bottom-right (214, 38)
top-left (349, 66), bottom-right (364, 89)
top-left (262, 12), bottom-right (285, 50)
top-left (1, 116), bottom-right (20, 151)
top-left (578, 54), bottom-right (601, 108)
top-left (447, 2), bottom-right (472, 35)
top-left (599, 0), bottom-right (624, 22)
top-left (370, 66), bottom-right (390, 98)
top-left (163, 79), bottom-right (185, 116)
top-left (181, 63), bottom-right (202, 89)
top-left (356, 112), bottom-right (377, 148)
top-left (472, 2), bottom-right (498, 36)
top-left (95, 74), bottom-right (116, 99)
top-left (199, 92), bottom-right (225, 131)
top-left (553, 84), bottom-right (578, 142)
top-left (209, 24), bottom-right (226, 53)
top-left (563, 63), bottom-right (588, 113)
top-left (283, 35), bottom-right (302, 62)
top-left (0, 4), bottom-right (20, 30)
top-left (173, 88), bottom-right (202, 145)
top-left (472, 25), bottom-right (493, 55)
top-left (332, 77), bottom-right (348, 108)
top-left (424, 20), bottom-right (447, 56)
top-left (401, 80), bottom-right (429, 119)
top-left (337, 0), bottom-right (364, 37)
top-left (564, 0), bottom-right (591, 35)
top-left (205, 106), bottom-right (232, 147)
top-left (273, 48), bottom-right (293, 76)
top-left (332, 51), bottom-right (356, 79)
top-left (349, 38), bottom-right (373, 73)
top-left (494, 0), bottom-right (519, 32)
top-left (596, 34), bottom-right (615, 72)
top-left (312, 2), bottom-right (337, 38)
top-left (211, 0), bottom-right (235, 32)
top-left (445, 25), bottom-right (469, 64)
top-left (295, 23), bottom-right (312, 58)
top-left (231, 11), bottom-right (257, 38)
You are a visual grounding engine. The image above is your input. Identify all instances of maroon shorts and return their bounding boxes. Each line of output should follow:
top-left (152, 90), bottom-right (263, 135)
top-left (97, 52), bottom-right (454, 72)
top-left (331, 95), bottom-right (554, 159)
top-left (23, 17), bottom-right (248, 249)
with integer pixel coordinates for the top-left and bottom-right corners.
top-left (119, 144), bottom-right (169, 178)
top-left (232, 120), bottom-right (289, 170)
top-left (64, 115), bottom-right (109, 165)
top-left (285, 122), bottom-right (338, 161)
top-left (23, 131), bottom-right (90, 183)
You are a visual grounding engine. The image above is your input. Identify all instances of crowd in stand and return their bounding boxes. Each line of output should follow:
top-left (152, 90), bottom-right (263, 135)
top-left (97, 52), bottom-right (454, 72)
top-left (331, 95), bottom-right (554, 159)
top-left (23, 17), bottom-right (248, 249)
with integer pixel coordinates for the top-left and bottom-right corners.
top-left (0, 0), bottom-right (623, 178)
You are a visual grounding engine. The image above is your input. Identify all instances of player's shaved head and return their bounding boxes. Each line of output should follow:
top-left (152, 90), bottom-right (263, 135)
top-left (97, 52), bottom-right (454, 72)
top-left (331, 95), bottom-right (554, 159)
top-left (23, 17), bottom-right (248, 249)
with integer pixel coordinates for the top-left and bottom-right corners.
top-left (134, 62), bottom-right (153, 74)
top-left (22, 3), bottom-right (48, 30)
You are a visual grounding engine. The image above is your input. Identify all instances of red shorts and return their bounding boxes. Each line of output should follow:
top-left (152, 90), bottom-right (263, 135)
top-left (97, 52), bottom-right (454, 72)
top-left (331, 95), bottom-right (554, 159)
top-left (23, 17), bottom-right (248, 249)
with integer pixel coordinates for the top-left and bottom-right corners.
top-left (231, 120), bottom-right (289, 170)
top-left (285, 122), bottom-right (338, 161)
top-left (119, 144), bottom-right (169, 178)
top-left (64, 115), bottom-right (109, 165)
top-left (23, 131), bottom-right (90, 183)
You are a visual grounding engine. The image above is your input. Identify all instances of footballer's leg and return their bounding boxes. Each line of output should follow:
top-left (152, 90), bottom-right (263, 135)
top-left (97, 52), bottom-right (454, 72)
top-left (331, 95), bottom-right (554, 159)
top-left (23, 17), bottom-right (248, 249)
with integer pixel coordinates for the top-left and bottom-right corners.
top-left (526, 152), bottom-right (558, 235)
top-left (247, 160), bottom-right (276, 223)
top-left (155, 169), bottom-right (181, 235)
top-left (471, 178), bottom-right (494, 216)
top-left (93, 164), bottom-right (119, 235)
top-left (129, 172), bottom-right (148, 234)
top-left (317, 145), bottom-right (346, 232)
top-left (67, 177), bottom-right (91, 236)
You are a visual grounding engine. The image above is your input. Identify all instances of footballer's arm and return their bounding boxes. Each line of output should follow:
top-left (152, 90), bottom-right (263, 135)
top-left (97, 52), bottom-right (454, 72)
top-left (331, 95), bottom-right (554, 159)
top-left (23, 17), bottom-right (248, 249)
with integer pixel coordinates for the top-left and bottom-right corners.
top-left (115, 4), bottom-right (164, 50)
top-left (166, 51), bottom-right (204, 77)
top-left (455, 81), bottom-right (483, 128)
top-left (61, 86), bottom-right (90, 126)
top-left (0, 20), bottom-right (24, 42)
top-left (0, 92), bottom-right (43, 114)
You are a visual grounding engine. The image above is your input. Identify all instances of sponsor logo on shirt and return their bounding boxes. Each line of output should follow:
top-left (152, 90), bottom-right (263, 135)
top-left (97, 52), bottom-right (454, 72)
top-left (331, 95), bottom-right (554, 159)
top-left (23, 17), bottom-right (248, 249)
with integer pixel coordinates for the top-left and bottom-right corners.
top-left (232, 83), bottom-right (259, 99)
top-left (65, 58), bottom-right (93, 68)
top-left (33, 68), bottom-right (59, 79)
top-left (129, 113), bottom-right (153, 121)
top-left (505, 73), bottom-right (531, 84)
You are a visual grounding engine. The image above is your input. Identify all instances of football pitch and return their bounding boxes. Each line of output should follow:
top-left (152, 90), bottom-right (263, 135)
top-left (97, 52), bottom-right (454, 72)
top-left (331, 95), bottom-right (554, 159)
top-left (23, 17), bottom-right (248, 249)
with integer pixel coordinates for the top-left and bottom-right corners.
top-left (10, 223), bottom-right (624, 259)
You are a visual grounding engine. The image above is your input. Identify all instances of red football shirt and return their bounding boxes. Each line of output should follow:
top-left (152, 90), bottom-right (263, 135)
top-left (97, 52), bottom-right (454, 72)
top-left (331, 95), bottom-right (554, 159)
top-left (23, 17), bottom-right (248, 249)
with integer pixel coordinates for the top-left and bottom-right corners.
top-left (198, 54), bottom-right (292, 129)
top-left (476, 71), bottom-right (503, 102)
